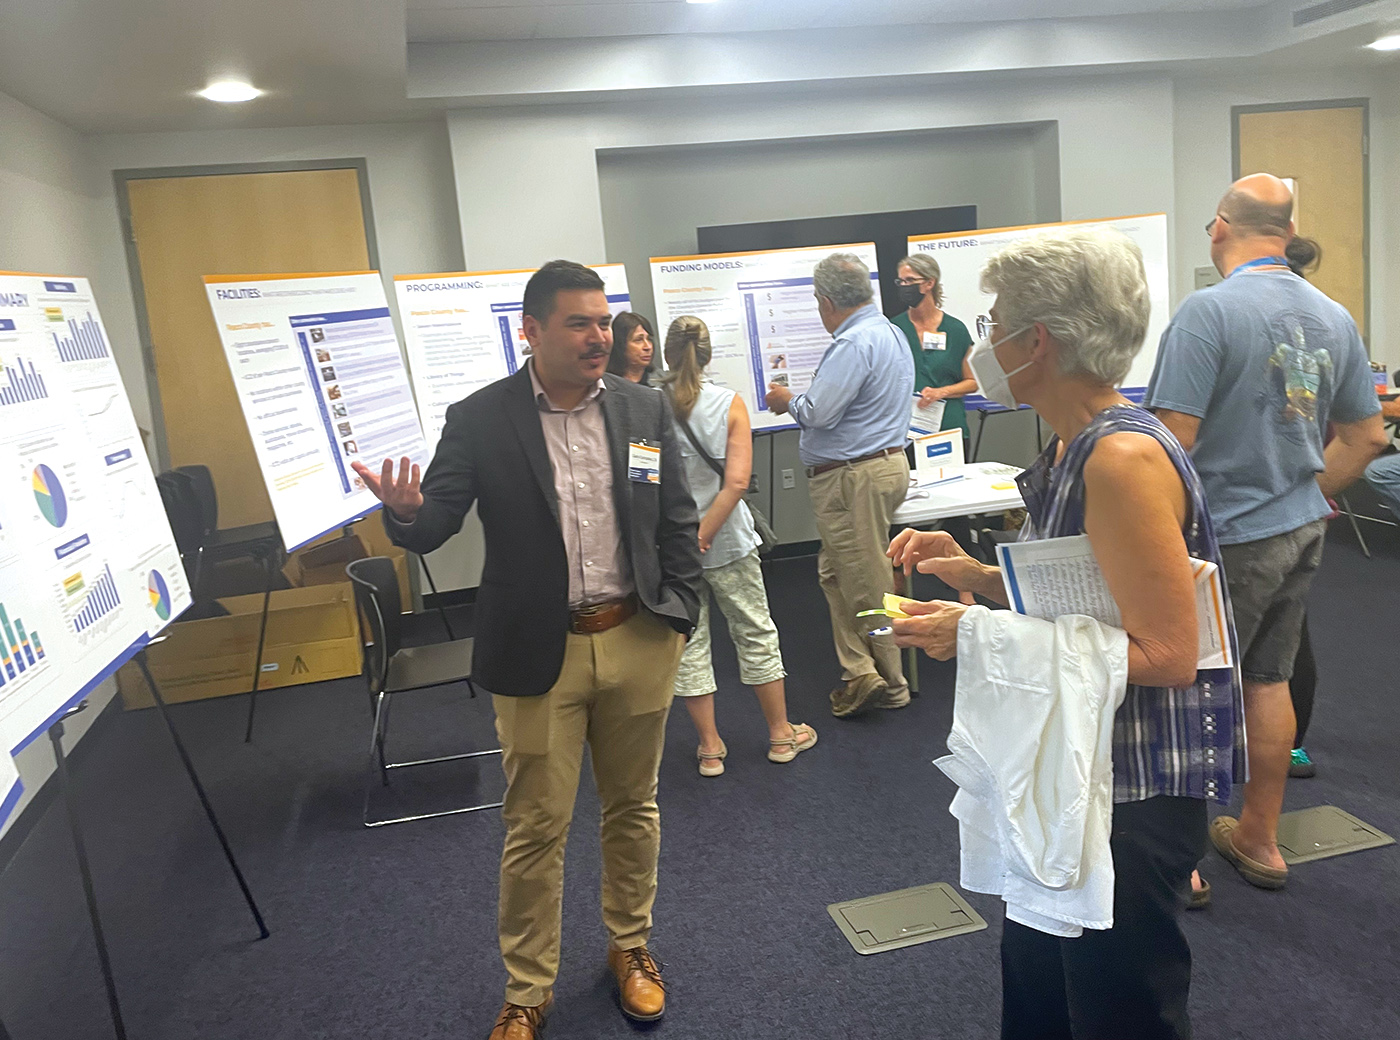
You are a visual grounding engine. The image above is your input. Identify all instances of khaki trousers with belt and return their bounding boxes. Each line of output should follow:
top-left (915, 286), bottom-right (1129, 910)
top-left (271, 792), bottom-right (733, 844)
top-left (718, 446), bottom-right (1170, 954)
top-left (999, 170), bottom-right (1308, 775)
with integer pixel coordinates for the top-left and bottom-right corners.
top-left (492, 610), bottom-right (685, 1007)
top-left (807, 451), bottom-right (910, 696)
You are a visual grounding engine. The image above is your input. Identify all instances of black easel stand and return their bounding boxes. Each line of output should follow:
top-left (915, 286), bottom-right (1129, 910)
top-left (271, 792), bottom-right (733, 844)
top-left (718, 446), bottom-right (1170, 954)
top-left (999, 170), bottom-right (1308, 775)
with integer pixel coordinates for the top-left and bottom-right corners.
top-left (49, 704), bottom-right (128, 1040)
top-left (48, 653), bottom-right (270, 1038)
top-left (417, 554), bottom-right (456, 640)
top-left (243, 540), bottom-right (283, 743)
top-left (135, 649), bottom-right (269, 939)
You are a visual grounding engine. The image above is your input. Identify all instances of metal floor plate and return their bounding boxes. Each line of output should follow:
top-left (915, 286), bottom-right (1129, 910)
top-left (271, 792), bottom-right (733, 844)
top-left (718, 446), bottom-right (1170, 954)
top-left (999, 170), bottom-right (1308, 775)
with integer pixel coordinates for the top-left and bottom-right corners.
top-left (1277, 805), bottom-right (1395, 865)
top-left (828, 882), bottom-right (987, 955)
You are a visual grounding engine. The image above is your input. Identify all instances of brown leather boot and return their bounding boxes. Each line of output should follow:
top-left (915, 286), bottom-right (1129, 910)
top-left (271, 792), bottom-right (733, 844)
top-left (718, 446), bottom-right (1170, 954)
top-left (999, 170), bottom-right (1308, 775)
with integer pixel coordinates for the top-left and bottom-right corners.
top-left (608, 945), bottom-right (666, 1022)
top-left (487, 996), bottom-right (551, 1040)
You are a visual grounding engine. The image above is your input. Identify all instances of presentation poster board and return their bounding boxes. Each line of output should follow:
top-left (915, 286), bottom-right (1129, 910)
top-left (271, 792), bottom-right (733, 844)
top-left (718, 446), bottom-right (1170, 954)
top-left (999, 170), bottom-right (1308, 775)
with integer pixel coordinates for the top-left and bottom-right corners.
top-left (649, 243), bottom-right (882, 432)
top-left (0, 272), bottom-right (190, 820)
top-left (204, 272), bottom-right (428, 552)
top-left (393, 264), bottom-right (630, 453)
top-left (908, 214), bottom-right (1169, 393)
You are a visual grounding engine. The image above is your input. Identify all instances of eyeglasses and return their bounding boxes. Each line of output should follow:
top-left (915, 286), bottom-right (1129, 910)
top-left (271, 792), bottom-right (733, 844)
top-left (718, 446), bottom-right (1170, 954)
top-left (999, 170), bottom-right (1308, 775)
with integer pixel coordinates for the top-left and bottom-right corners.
top-left (894, 277), bottom-right (927, 286)
top-left (1205, 214), bottom-right (1230, 235)
top-left (976, 315), bottom-right (997, 338)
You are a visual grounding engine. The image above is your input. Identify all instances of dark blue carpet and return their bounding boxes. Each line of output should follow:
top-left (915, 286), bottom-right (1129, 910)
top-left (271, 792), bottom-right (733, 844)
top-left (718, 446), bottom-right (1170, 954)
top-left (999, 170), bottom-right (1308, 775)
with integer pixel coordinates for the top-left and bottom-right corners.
top-left (1, 524), bottom-right (1397, 1039)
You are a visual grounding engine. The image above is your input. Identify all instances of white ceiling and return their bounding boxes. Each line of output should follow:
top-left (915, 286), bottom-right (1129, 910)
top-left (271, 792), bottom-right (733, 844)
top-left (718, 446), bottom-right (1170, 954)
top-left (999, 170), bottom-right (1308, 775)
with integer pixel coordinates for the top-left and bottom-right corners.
top-left (0, 0), bottom-right (1392, 133)
top-left (407, 0), bottom-right (1266, 43)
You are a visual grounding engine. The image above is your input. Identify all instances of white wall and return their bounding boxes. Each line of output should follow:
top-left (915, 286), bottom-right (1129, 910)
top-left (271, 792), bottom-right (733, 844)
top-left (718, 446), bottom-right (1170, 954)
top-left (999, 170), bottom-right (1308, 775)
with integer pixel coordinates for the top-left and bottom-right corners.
top-left (1173, 67), bottom-right (1400, 371)
top-left (447, 75), bottom-right (1179, 286)
top-left (0, 89), bottom-right (119, 841)
top-left (598, 122), bottom-right (1059, 321)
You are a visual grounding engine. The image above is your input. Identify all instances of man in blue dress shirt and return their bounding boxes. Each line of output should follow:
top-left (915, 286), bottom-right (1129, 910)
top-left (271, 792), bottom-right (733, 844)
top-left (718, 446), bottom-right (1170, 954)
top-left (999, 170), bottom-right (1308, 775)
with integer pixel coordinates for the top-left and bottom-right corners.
top-left (766, 253), bottom-right (916, 717)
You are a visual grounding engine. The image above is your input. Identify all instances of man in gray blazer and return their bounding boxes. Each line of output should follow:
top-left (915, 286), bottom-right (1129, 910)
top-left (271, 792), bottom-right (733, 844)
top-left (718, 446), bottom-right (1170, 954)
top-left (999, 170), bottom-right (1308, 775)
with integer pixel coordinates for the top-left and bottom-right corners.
top-left (353, 260), bottom-right (702, 1040)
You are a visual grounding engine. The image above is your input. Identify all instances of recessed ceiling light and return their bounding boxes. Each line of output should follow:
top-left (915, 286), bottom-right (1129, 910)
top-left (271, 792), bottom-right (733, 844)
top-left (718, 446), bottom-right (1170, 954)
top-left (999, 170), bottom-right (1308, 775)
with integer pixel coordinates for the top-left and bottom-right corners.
top-left (1366, 34), bottom-right (1400, 51)
top-left (198, 81), bottom-right (263, 103)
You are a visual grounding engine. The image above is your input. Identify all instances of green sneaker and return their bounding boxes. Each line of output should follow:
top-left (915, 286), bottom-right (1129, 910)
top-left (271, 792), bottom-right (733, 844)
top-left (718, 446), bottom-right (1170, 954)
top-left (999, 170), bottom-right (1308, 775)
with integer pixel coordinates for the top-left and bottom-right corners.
top-left (1289, 747), bottom-right (1317, 779)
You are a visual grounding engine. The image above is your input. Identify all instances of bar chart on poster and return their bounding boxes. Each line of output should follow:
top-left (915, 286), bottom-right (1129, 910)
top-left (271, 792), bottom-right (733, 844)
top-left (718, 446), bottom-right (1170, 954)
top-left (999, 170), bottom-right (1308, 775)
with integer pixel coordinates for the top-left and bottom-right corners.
top-left (393, 264), bottom-right (630, 452)
top-left (649, 243), bottom-right (882, 432)
top-left (204, 271), bottom-right (428, 550)
top-left (0, 273), bottom-right (191, 823)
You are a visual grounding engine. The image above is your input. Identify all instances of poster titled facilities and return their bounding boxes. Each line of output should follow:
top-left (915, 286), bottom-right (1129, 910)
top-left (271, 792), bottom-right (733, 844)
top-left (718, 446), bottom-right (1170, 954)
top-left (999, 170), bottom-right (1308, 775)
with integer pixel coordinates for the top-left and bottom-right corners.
top-left (650, 243), bottom-right (881, 432)
top-left (204, 272), bottom-right (427, 551)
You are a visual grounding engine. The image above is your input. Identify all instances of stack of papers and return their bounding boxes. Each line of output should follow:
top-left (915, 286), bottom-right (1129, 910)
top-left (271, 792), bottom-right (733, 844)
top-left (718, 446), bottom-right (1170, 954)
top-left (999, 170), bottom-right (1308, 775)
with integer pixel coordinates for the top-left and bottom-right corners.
top-left (995, 534), bottom-right (1233, 669)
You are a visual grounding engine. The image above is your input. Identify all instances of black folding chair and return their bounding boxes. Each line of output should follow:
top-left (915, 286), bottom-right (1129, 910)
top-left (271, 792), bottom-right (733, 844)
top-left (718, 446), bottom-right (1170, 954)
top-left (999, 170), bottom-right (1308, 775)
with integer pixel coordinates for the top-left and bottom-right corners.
top-left (173, 464), bottom-right (281, 567)
top-left (346, 557), bottom-right (502, 828)
top-left (155, 470), bottom-right (208, 593)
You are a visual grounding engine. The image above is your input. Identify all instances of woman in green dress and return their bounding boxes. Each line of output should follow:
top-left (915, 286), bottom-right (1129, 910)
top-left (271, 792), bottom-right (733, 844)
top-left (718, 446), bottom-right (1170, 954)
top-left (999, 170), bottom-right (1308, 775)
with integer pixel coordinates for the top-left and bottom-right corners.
top-left (892, 254), bottom-right (977, 441)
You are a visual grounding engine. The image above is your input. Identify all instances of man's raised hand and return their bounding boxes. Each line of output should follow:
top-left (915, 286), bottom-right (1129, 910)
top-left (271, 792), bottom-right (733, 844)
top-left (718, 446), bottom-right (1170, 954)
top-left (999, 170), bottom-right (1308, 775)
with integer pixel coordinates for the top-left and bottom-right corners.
top-left (351, 456), bottom-right (422, 523)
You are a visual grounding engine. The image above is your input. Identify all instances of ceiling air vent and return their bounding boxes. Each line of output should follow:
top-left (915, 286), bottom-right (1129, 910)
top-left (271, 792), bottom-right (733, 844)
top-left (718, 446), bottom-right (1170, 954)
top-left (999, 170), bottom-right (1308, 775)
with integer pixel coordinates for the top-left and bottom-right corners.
top-left (1293, 0), bottom-right (1381, 26)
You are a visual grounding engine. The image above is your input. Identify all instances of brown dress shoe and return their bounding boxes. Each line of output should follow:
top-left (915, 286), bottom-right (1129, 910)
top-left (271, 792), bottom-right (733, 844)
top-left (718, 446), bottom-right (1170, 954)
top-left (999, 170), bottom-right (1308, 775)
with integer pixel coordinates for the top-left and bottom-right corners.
top-left (608, 945), bottom-right (666, 1021)
top-left (487, 997), bottom-right (551, 1040)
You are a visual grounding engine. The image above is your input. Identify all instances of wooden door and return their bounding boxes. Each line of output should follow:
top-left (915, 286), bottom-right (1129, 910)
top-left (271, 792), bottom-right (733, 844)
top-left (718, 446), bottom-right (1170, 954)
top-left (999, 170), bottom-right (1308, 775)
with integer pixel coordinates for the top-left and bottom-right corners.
top-left (1236, 103), bottom-right (1368, 340)
top-left (124, 168), bottom-right (371, 527)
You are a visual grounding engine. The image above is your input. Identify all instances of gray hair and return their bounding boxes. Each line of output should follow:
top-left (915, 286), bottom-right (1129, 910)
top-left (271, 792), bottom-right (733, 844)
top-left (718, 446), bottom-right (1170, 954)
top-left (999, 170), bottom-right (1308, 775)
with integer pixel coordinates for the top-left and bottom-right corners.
top-left (897, 253), bottom-right (944, 307)
top-left (813, 252), bottom-right (874, 309)
top-left (979, 228), bottom-right (1149, 386)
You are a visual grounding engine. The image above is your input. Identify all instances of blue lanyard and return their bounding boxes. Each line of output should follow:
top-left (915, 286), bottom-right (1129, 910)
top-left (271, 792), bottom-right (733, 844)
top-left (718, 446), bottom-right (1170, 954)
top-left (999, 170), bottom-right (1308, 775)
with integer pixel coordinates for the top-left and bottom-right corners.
top-left (1229, 256), bottom-right (1289, 277)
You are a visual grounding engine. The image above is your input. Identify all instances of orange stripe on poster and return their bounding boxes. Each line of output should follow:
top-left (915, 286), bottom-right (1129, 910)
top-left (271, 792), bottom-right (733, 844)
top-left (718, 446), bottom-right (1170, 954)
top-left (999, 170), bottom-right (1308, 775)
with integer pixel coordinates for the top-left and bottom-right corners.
top-left (908, 214), bottom-right (1166, 244)
top-left (203, 271), bottom-right (377, 284)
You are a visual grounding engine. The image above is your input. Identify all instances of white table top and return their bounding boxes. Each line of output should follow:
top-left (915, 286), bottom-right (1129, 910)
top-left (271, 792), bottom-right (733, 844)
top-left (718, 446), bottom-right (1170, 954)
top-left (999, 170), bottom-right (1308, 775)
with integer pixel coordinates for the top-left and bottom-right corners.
top-left (892, 461), bottom-right (1025, 527)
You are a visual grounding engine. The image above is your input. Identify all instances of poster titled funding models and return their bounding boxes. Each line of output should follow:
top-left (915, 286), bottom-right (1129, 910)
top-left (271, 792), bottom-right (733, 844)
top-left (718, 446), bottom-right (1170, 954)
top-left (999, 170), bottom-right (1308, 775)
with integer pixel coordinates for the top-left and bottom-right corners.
top-left (204, 271), bottom-right (427, 551)
top-left (649, 243), bottom-right (881, 432)
top-left (393, 265), bottom-right (630, 453)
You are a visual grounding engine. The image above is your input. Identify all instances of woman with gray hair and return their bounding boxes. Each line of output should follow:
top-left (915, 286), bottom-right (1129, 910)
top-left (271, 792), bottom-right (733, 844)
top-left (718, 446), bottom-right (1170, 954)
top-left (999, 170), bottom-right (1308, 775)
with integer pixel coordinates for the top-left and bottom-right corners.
top-left (886, 228), bottom-right (1244, 1040)
top-left (892, 253), bottom-right (976, 441)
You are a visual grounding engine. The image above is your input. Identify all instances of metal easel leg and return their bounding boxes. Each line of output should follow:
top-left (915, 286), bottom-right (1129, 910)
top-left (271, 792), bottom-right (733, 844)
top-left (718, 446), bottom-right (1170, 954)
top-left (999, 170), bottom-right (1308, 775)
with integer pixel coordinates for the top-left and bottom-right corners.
top-left (970, 410), bottom-right (989, 463)
top-left (136, 651), bottom-right (269, 939)
top-left (417, 555), bottom-right (456, 640)
top-left (243, 552), bottom-right (277, 743)
top-left (1339, 494), bottom-right (1372, 559)
top-left (49, 708), bottom-right (127, 1040)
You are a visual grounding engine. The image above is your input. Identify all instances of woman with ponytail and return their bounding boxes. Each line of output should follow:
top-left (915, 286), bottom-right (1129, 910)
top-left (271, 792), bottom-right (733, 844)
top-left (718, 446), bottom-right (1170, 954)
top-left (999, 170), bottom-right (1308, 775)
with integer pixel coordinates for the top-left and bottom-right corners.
top-left (661, 315), bottom-right (816, 776)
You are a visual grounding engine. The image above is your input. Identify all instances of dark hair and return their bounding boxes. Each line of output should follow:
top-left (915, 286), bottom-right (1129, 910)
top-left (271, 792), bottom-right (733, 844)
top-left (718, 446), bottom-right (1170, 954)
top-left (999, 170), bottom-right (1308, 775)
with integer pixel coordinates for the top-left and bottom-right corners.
top-left (522, 260), bottom-right (606, 323)
top-left (607, 311), bottom-right (657, 381)
top-left (1285, 236), bottom-right (1321, 278)
top-left (1219, 187), bottom-right (1292, 239)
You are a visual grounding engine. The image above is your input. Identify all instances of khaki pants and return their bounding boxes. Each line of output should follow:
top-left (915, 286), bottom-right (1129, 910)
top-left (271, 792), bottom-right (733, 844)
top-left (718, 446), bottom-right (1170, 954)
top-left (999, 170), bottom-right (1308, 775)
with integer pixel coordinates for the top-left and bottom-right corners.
top-left (492, 610), bottom-right (685, 1007)
top-left (808, 451), bottom-right (909, 696)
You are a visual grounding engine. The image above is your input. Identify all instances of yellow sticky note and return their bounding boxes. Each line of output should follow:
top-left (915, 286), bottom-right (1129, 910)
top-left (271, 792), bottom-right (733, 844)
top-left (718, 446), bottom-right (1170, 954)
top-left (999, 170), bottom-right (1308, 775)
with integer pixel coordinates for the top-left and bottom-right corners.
top-left (991, 481), bottom-right (1018, 490)
top-left (883, 593), bottom-right (917, 619)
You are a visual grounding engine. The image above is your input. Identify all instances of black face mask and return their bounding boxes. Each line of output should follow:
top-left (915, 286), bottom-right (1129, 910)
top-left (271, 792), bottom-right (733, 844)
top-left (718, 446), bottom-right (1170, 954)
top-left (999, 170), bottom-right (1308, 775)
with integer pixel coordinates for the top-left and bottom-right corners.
top-left (895, 283), bottom-right (926, 309)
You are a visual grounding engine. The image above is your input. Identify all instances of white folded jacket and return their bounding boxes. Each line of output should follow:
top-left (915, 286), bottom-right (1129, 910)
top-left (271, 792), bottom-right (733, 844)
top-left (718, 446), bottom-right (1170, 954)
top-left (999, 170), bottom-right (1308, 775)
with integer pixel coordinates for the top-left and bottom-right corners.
top-left (935, 605), bottom-right (1129, 937)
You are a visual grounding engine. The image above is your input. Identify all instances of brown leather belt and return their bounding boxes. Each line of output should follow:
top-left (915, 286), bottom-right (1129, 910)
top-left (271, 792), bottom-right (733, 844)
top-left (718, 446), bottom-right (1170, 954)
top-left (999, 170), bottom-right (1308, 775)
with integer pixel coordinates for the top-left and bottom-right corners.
top-left (570, 594), bottom-right (638, 635)
top-left (806, 445), bottom-right (905, 478)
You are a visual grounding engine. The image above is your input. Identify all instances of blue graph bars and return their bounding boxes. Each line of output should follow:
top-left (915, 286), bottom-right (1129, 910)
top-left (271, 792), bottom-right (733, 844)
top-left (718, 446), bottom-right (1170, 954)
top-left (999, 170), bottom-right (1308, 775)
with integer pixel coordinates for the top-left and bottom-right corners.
top-left (0, 601), bottom-right (47, 688)
top-left (51, 312), bottom-right (110, 362)
top-left (0, 355), bottom-right (48, 405)
top-left (72, 564), bottom-right (121, 634)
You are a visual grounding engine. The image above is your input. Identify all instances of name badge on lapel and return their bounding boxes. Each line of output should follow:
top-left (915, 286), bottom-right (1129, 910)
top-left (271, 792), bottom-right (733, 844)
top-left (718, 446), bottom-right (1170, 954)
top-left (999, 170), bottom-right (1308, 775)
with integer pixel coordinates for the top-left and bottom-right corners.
top-left (922, 331), bottom-right (947, 351)
top-left (628, 441), bottom-right (661, 484)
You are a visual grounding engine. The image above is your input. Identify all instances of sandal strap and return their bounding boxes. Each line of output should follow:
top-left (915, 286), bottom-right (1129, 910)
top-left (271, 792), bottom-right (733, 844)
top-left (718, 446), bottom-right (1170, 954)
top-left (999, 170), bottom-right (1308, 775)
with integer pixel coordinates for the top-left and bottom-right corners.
top-left (770, 724), bottom-right (812, 748)
top-left (697, 744), bottom-right (727, 761)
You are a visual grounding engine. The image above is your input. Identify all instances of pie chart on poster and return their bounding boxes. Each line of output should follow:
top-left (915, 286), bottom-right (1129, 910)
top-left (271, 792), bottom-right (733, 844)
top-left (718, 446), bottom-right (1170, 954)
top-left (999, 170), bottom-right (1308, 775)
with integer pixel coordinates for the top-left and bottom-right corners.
top-left (32, 464), bottom-right (68, 527)
top-left (148, 569), bottom-right (172, 621)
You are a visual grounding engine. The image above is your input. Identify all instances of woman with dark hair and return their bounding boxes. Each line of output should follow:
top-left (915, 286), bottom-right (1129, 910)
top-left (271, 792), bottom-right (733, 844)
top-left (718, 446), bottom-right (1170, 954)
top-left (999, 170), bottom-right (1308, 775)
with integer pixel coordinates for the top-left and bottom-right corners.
top-left (607, 311), bottom-right (657, 384)
top-left (660, 315), bottom-right (816, 776)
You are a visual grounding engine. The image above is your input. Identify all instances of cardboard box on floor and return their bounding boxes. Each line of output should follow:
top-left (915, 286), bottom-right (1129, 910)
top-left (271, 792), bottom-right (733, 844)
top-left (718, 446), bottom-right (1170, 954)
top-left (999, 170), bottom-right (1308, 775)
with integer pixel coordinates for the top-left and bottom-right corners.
top-left (119, 516), bottom-right (413, 711)
top-left (119, 583), bottom-right (362, 709)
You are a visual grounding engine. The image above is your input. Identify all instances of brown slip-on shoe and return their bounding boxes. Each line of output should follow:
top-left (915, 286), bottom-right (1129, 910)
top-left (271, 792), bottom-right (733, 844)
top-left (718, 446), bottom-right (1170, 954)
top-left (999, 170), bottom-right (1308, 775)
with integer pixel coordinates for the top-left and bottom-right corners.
top-left (1210, 816), bottom-right (1288, 890)
top-left (488, 996), bottom-right (551, 1040)
top-left (608, 945), bottom-right (666, 1022)
top-left (830, 674), bottom-right (887, 718)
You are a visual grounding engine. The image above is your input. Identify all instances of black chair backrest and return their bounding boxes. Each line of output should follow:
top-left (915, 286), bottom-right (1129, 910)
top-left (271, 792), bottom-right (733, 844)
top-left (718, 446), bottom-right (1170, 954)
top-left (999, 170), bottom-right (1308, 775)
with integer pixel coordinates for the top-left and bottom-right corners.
top-left (174, 464), bottom-right (219, 539)
top-left (156, 471), bottom-right (205, 577)
top-left (346, 557), bottom-right (403, 694)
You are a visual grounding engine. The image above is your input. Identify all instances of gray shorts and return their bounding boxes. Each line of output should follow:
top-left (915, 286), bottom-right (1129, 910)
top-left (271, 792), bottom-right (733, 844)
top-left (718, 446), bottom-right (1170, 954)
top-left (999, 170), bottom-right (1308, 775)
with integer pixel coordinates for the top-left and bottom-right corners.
top-left (1219, 519), bottom-right (1326, 684)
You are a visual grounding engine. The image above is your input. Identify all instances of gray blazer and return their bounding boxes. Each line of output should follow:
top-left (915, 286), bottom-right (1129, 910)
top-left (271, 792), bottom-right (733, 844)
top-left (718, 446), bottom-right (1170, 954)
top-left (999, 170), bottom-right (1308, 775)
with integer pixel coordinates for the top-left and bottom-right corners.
top-left (383, 366), bottom-right (703, 696)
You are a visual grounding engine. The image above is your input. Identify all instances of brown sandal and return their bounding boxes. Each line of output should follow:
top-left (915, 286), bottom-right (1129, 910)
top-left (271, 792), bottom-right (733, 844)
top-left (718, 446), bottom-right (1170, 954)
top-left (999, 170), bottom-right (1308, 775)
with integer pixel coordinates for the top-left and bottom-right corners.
top-left (768, 723), bottom-right (818, 763)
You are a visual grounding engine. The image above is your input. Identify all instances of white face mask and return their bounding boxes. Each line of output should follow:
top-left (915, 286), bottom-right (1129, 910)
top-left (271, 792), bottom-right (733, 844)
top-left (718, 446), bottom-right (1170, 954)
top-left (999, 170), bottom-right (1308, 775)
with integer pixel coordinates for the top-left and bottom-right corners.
top-left (969, 326), bottom-right (1034, 409)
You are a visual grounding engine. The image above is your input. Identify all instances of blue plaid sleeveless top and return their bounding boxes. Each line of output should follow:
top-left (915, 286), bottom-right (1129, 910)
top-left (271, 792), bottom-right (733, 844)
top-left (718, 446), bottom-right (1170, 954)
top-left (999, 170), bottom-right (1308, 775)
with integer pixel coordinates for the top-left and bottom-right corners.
top-left (1017, 404), bottom-right (1247, 805)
